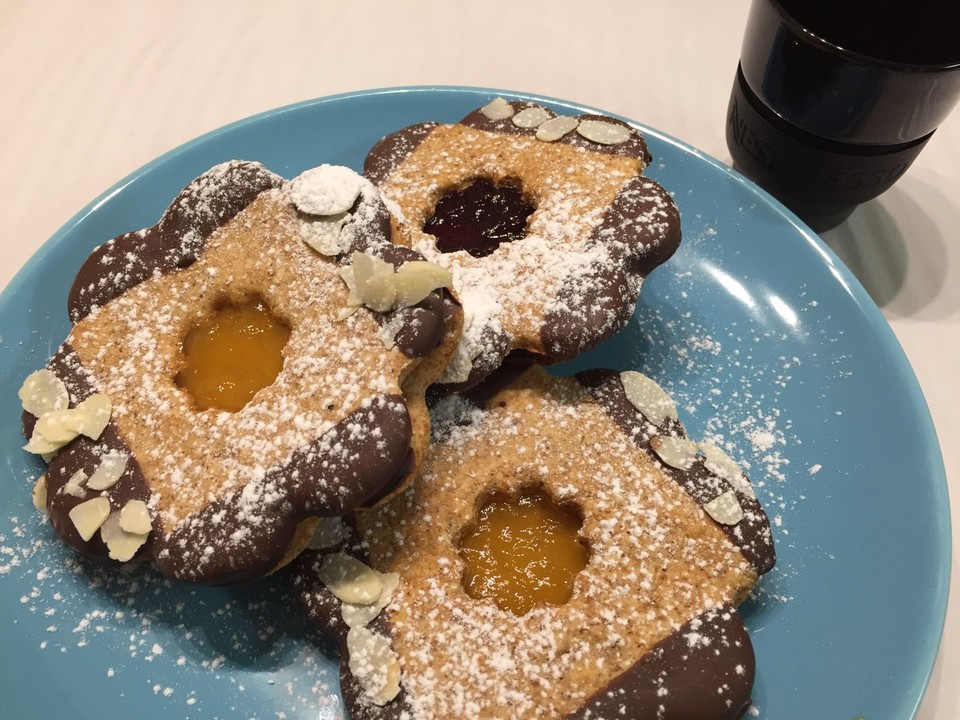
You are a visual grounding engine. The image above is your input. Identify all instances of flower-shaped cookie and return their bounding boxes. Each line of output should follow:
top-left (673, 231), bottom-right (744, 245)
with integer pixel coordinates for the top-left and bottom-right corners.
top-left (293, 367), bottom-right (775, 719)
top-left (21, 161), bottom-right (460, 584)
top-left (366, 100), bottom-right (681, 390)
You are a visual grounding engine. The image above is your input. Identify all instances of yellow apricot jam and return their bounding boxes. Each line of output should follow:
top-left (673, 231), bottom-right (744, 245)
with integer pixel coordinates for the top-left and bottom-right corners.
top-left (458, 488), bottom-right (589, 616)
top-left (175, 299), bottom-right (290, 412)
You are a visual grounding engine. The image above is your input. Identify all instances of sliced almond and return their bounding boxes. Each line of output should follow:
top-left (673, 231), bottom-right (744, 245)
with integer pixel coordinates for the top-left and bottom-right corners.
top-left (19, 369), bottom-right (69, 417)
top-left (619, 371), bottom-right (678, 426)
top-left (394, 261), bottom-right (452, 307)
top-left (34, 410), bottom-right (81, 444)
top-left (577, 119), bottom-right (632, 145)
top-left (342, 572), bottom-right (400, 628)
top-left (100, 511), bottom-right (149, 562)
top-left (536, 115), bottom-right (579, 142)
top-left (378, 327), bottom-right (396, 350)
top-left (68, 496), bottom-right (111, 542)
top-left (62, 470), bottom-right (88, 498)
top-left (377, 652), bottom-right (402, 705)
top-left (86, 452), bottom-right (128, 491)
top-left (347, 626), bottom-right (402, 705)
top-left (23, 429), bottom-right (64, 455)
top-left (480, 97), bottom-right (514, 120)
top-left (32, 475), bottom-right (47, 512)
top-left (300, 212), bottom-right (350, 255)
top-left (337, 265), bottom-right (364, 307)
top-left (700, 442), bottom-right (756, 499)
top-left (336, 305), bottom-right (360, 321)
top-left (119, 499), bottom-right (152, 535)
top-left (66, 394), bottom-right (111, 440)
top-left (650, 435), bottom-right (699, 470)
top-left (318, 552), bottom-right (384, 605)
top-left (289, 165), bottom-right (362, 217)
top-left (351, 251), bottom-right (397, 313)
top-left (307, 517), bottom-right (349, 550)
top-left (512, 106), bottom-right (551, 128)
top-left (703, 490), bottom-right (744, 525)
top-left (359, 270), bottom-right (398, 313)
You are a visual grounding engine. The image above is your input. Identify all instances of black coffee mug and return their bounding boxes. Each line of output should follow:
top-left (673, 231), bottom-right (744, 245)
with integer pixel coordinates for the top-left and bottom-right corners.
top-left (726, 0), bottom-right (960, 231)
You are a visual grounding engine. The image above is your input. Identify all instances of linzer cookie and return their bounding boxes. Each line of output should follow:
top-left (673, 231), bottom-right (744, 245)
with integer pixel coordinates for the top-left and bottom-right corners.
top-left (20, 161), bottom-right (461, 585)
top-left (293, 366), bottom-right (775, 719)
top-left (365, 98), bottom-right (681, 390)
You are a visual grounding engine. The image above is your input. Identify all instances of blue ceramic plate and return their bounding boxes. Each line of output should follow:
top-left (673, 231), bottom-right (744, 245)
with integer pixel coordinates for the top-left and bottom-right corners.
top-left (0, 88), bottom-right (948, 719)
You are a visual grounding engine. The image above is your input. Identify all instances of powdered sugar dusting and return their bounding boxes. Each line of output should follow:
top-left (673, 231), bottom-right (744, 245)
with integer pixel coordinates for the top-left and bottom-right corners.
top-left (0, 509), bottom-right (344, 717)
top-left (590, 216), bottom-right (852, 617)
top-left (61, 180), bottom-right (417, 579)
top-left (379, 121), bottom-right (677, 385)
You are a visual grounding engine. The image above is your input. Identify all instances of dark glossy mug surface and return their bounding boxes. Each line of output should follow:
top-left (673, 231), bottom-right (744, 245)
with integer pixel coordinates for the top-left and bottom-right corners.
top-left (727, 0), bottom-right (960, 231)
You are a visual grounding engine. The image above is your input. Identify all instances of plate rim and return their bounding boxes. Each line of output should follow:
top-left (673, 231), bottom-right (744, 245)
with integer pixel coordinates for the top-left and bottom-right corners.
top-left (0, 84), bottom-right (950, 718)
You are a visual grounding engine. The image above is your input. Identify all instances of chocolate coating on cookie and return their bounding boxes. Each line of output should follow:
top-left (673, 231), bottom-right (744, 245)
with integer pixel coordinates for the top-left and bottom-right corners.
top-left (365, 122), bottom-right (439, 186)
top-left (541, 176), bottom-right (680, 359)
top-left (154, 395), bottom-right (413, 584)
top-left (576, 370), bottom-right (775, 574)
top-left (69, 162), bottom-right (283, 323)
top-left (565, 604), bottom-right (755, 720)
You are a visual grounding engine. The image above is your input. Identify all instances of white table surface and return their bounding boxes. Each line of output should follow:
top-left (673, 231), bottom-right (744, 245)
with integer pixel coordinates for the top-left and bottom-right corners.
top-left (1, 1), bottom-right (956, 717)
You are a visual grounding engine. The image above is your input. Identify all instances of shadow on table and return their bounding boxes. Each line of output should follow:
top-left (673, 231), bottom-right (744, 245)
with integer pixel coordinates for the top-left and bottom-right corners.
top-left (820, 175), bottom-right (960, 322)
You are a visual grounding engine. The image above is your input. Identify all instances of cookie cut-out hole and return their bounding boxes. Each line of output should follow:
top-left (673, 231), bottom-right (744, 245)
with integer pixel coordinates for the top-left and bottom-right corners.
top-left (423, 178), bottom-right (534, 258)
top-left (457, 486), bottom-right (589, 616)
top-left (175, 298), bottom-right (290, 412)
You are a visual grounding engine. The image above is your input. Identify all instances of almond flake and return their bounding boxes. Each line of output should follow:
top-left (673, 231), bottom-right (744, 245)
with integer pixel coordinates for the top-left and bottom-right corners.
top-left (119, 499), bottom-right (152, 534)
top-left (318, 552), bottom-right (384, 605)
top-left (289, 165), bottom-right (361, 216)
top-left (650, 435), bottom-right (700, 470)
top-left (62, 470), bottom-right (88, 498)
top-left (377, 316), bottom-right (402, 351)
top-left (68, 496), bottom-right (111, 542)
top-left (300, 212), bottom-right (350, 255)
top-left (346, 626), bottom-right (402, 705)
top-left (23, 429), bottom-right (65, 455)
top-left (33, 410), bottom-right (81, 444)
top-left (512, 107), bottom-right (551, 128)
top-left (536, 115), bottom-right (579, 142)
top-left (342, 572), bottom-right (400, 628)
top-left (377, 652), bottom-right (402, 705)
top-left (619, 371), bottom-right (678, 426)
top-left (86, 452), bottom-right (128, 491)
top-left (307, 517), bottom-right (349, 550)
top-left (336, 305), bottom-right (359, 321)
top-left (32, 476), bottom-right (47, 512)
top-left (361, 272), bottom-right (398, 313)
top-left (577, 119), bottom-right (632, 145)
top-left (66, 394), bottom-right (111, 440)
top-left (703, 490), bottom-right (744, 525)
top-left (351, 251), bottom-right (397, 312)
top-left (337, 265), bottom-right (364, 307)
top-left (394, 261), bottom-right (452, 307)
top-left (100, 511), bottom-right (149, 562)
top-left (700, 442), bottom-right (756, 499)
top-left (480, 97), bottom-right (515, 120)
top-left (19, 369), bottom-right (69, 417)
